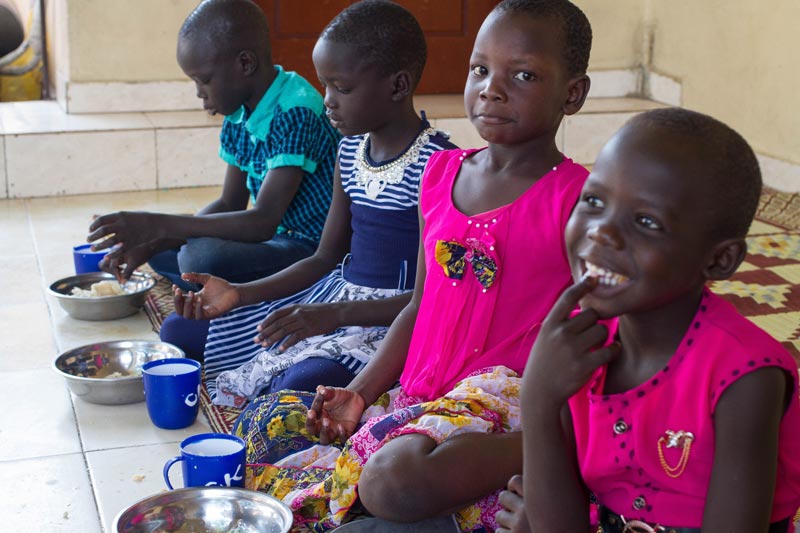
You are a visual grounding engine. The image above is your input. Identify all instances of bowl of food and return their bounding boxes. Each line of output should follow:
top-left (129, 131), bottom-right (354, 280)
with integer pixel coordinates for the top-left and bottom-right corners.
top-left (114, 487), bottom-right (293, 533)
top-left (48, 271), bottom-right (156, 321)
top-left (53, 340), bottom-right (185, 405)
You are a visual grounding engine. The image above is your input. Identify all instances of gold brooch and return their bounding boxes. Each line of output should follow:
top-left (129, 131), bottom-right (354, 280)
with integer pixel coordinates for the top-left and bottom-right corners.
top-left (657, 429), bottom-right (694, 478)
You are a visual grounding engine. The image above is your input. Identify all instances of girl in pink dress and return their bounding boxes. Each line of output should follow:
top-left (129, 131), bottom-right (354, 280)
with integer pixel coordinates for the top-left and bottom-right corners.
top-left (498, 108), bottom-right (800, 533)
top-left (234, 0), bottom-right (595, 531)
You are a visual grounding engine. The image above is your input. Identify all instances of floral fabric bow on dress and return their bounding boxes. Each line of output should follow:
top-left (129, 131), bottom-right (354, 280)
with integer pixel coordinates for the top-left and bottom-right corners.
top-left (434, 238), bottom-right (498, 290)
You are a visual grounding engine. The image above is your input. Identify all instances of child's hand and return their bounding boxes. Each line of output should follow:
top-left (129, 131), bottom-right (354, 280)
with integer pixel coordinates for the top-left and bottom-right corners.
top-left (524, 275), bottom-right (621, 409)
top-left (87, 211), bottom-right (157, 251)
top-left (254, 303), bottom-right (341, 350)
top-left (496, 475), bottom-right (531, 533)
top-left (172, 273), bottom-right (240, 320)
top-left (305, 385), bottom-right (365, 445)
top-left (98, 242), bottom-right (151, 282)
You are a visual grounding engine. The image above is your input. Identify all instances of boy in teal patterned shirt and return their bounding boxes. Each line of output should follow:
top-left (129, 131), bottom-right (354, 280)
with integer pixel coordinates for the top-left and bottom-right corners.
top-left (88, 0), bottom-right (339, 290)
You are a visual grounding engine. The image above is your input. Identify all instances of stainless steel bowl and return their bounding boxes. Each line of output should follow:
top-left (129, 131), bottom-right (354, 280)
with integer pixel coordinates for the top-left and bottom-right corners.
top-left (114, 487), bottom-right (293, 533)
top-left (48, 271), bottom-right (156, 321)
top-left (53, 340), bottom-right (185, 405)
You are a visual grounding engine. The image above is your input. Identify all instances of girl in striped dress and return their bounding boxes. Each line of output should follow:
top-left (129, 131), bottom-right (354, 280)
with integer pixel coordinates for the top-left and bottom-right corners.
top-left (172, 0), bottom-right (456, 407)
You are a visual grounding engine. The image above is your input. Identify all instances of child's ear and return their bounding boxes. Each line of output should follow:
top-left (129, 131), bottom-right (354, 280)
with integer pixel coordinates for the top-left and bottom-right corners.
top-left (390, 71), bottom-right (412, 101)
top-left (704, 238), bottom-right (747, 281)
top-left (237, 50), bottom-right (258, 76)
top-left (563, 75), bottom-right (591, 116)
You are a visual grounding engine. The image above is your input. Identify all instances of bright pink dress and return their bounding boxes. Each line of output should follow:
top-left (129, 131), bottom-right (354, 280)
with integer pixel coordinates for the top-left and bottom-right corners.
top-left (400, 148), bottom-right (589, 400)
top-left (569, 289), bottom-right (800, 527)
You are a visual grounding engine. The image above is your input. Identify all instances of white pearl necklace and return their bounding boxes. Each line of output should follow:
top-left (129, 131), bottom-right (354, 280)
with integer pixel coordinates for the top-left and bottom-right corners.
top-left (354, 127), bottom-right (437, 200)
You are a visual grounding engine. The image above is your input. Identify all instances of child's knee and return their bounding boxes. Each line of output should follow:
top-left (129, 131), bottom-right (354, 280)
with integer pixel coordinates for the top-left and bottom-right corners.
top-left (159, 312), bottom-right (209, 363)
top-left (359, 436), bottom-right (438, 522)
top-left (177, 238), bottom-right (224, 274)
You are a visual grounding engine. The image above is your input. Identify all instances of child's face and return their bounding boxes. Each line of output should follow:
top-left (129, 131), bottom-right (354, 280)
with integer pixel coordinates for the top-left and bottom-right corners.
top-left (564, 126), bottom-right (718, 318)
top-left (312, 38), bottom-right (395, 137)
top-left (177, 37), bottom-right (250, 116)
top-left (465, 11), bottom-right (572, 145)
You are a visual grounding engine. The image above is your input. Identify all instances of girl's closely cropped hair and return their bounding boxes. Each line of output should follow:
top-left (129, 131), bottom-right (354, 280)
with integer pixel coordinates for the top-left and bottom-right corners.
top-left (494, 0), bottom-right (592, 76)
top-left (320, 0), bottom-right (427, 86)
top-left (629, 107), bottom-right (762, 240)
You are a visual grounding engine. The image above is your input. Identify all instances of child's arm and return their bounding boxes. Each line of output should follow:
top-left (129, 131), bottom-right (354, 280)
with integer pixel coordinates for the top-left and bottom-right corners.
top-left (172, 164), bottom-right (352, 320)
top-left (252, 293), bottom-right (414, 350)
top-left (702, 366), bottom-right (786, 532)
top-left (306, 215), bottom-right (428, 444)
top-left (89, 164), bottom-right (302, 252)
top-left (521, 277), bottom-right (619, 532)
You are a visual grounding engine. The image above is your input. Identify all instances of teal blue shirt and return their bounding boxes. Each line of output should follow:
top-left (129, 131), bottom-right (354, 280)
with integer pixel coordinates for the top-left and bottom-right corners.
top-left (219, 66), bottom-right (340, 242)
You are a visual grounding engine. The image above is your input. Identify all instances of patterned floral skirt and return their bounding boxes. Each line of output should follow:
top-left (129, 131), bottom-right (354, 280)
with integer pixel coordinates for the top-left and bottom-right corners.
top-left (233, 366), bottom-right (522, 532)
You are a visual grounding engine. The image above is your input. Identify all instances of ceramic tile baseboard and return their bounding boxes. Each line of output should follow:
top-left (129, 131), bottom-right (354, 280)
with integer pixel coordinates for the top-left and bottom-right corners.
top-left (66, 80), bottom-right (198, 114)
top-left (155, 127), bottom-right (227, 189)
top-left (758, 154), bottom-right (800, 192)
top-left (1, 136), bottom-right (6, 199)
top-left (62, 69), bottom-right (643, 115)
top-left (646, 70), bottom-right (682, 106)
top-left (5, 130), bottom-right (158, 198)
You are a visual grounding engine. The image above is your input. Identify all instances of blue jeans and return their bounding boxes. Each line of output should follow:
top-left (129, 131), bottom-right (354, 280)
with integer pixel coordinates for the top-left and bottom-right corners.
top-left (148, 234), bottom-right (317, 291)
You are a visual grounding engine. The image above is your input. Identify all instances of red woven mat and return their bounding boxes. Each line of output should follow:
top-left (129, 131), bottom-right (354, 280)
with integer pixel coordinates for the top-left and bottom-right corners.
top-left (710, 188), bottom-right (800, 365)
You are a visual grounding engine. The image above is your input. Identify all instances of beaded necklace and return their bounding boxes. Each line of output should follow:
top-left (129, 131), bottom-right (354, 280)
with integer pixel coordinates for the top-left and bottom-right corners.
top-left (354, 127), bottom-right (436, 200)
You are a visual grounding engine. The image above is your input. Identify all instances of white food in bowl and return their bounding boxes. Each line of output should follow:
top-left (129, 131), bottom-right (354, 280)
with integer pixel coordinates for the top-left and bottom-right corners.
top-left (70, 280), bottom-right (127, 297)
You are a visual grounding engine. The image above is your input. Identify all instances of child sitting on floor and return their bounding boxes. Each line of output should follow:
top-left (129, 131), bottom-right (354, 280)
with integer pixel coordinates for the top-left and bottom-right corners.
top-left (232, 1), bottom-right (593, 530)
top-left (497, 107), bottom-right (800, 533)
top-left (169, 0), bottom-right (456, 404)
top-left (87, 0), bottom-right (339, 290)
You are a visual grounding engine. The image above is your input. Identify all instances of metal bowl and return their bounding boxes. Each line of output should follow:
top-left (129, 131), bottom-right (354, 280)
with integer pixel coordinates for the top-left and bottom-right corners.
top-left (114, 487), bottom-right (293, 533)
top-left (48, 271), bottom-right (156, 321)
top-left (53, 340), bottom-right (184, 405)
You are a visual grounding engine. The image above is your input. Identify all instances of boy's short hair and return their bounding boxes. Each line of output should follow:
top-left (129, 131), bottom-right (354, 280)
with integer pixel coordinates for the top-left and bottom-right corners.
top-left (630, 107), bottom-right (762, 240)
top-left (494, 0), bottom-right (592, 77)
top-left (320, 0), bottom-right (427, 88)
top-left (180, 0), bottom-right (271, 62)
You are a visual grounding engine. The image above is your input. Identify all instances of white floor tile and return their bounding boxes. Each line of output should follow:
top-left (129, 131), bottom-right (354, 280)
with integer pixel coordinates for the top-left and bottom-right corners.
top-left (0, 136), bottom-right (6, 199)
top-left (74, 393), bottom-right (210, 452)
top-left (0, 255), bottom-right (46, 307)
top-left (0, 100), bottom-right (152, 135)
top-left (144, 110), bottom-right (224, 129)
top-left (0, 368), bottom-right (81, 460)
top-left (0, 453), bottom-right (102, 533)
top-left (49, 307), bottom-right (159, 354)
top-left (0, 199), bottom-right (35, 256)
top-left (86, 442), bottom-right (188, 532)
top-left (0, 303), bottom-right (58, 372)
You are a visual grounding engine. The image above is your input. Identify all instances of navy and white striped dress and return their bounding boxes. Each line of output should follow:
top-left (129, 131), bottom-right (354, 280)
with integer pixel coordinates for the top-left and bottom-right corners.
top-left (205, 125), bottom-right (456, 406)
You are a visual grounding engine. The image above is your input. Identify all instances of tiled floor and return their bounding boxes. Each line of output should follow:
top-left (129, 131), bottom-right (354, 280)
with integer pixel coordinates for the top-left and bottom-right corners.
top-left (0, 186), bottom-right (222, 532)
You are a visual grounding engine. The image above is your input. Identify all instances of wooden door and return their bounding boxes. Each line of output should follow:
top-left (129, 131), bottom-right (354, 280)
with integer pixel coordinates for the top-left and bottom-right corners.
top-left (253, 0), bottom-right (499, 94)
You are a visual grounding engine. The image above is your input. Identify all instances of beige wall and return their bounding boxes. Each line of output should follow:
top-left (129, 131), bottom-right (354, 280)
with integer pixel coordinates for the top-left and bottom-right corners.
top-left (48, 0), bottom-right (799, 167)
top-left (650, 0), bottom-right (799, 165)
top-left (572, 0), bottom-right (800, 166)
top-left (573, 0), bottom-right (645, 70)
top-left (66, 0), bottom-right (194, 82)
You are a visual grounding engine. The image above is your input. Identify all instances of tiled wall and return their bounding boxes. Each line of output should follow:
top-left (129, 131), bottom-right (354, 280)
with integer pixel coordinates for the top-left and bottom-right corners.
top-left (2, 68), bottom-right (798, 198)
top-left (0, 102), bottom-right (226, 199)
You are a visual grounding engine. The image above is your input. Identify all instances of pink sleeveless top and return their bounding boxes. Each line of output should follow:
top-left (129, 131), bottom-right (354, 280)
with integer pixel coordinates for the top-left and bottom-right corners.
top-left (400, 148), bottom-right (588, 400)
top-left (569, 289), bottom-right (800, 526)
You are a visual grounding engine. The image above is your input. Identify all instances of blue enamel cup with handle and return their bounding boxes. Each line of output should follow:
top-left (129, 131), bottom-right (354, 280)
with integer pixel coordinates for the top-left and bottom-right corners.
top-left (163, 433), bottom-right (246, 489)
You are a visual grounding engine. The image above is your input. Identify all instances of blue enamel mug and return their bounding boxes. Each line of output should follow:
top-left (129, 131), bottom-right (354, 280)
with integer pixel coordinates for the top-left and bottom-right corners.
top-left (163, 433), bottom-right (246, 489)
top-left (73, 244), bottom-right (109, 274)
top-left (142, 358), bottom-right (201, 429)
